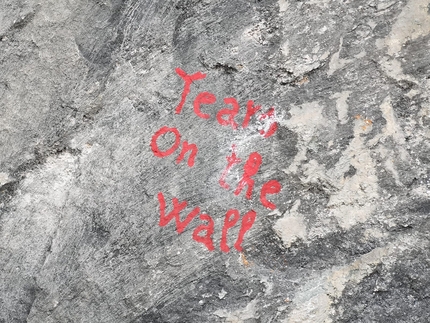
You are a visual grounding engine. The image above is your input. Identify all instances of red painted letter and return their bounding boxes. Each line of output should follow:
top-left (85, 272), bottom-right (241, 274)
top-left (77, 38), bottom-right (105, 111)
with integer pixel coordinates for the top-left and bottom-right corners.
top-left (219, 144), bottom-right (242, 189)
top-left (176, 207), bottom-right (200, 234)
top-left (220, 209), bottom-right (240, 253)
top-left (176, 141), bottom-right (198, 167)
top-left (260, 180), bottom-right (281, 210)
top-left (158, 192), bottom-right (187, 228)
top-left (151, 126), bottom-right (181, 158)
top-left (216, 97), bottom-right (239, 130)
top-left (192, 214), bottom-right (215, 251)
top-left (193, 91), bottom-right (216, 119)
top-left (175, 68), bottom-right (207, 114)
top-left (234, 152), bottom-right (262, 199)
top-left (234, 210), bottom-right (256, 252)
top-left (259, 107), bottom-right (278, 138)
top-left (157, 192), bottom-right (200, 234)
top-left (242, 100), bottom-right (261, 128)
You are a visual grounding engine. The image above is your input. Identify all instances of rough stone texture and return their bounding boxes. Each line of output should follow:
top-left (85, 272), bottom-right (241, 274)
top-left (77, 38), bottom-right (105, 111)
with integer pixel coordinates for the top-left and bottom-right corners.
top-left (1, 0), bottom-right (429, 322)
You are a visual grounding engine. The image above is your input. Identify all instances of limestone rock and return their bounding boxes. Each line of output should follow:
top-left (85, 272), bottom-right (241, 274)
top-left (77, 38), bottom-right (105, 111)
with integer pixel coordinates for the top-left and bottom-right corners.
top-left (1, 0), bottom-right (429, 322)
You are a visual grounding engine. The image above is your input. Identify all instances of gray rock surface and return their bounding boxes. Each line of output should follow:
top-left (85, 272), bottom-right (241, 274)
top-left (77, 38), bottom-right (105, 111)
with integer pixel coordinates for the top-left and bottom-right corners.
top-left (1, 0), bottom-right (429, 322)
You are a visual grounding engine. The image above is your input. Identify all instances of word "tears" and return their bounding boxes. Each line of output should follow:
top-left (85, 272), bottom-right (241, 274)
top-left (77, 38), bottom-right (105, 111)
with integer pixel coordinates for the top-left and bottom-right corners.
top-left (175, 68), bottom-right (278, 138)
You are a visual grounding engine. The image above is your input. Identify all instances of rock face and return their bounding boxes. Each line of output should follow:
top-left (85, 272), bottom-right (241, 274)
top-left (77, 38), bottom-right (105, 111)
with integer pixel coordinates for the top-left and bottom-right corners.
top-left (1, 0), bottom-right (429, 322)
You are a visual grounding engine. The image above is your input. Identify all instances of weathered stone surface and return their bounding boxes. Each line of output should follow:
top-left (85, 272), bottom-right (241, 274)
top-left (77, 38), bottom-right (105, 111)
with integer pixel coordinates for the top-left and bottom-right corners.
top-left (0, 0), bottom-right (429, 322)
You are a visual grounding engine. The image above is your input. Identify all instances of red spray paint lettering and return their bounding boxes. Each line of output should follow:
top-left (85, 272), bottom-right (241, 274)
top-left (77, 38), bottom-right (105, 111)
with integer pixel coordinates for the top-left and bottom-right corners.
top-left (242, 100), bottom-right (261, 129)
top-left (217, 97), bottom-right (240, 130)
top-left (234, 152), bottom-right (263, 200)
top-left (192, 213), bottom-right (215, 251)
top-left (158, 192), bottom-right (256, 252)
top-left (260, 180), bottom-right (282, 210)
top-left (150, 126), bottom-right (181, 158)
top-left (193, 91), bottom-right (216, 119)
top-left (157, 192), bottom-right (200, 233)
top-left (220, 150), bottom-right (282, 210)
top-left (148, 68), bottom-right (284, 253)
top-left (219, 145), bottom-right (242, 190)
top-left (220, 209), bottom-right (240, 253)
top-left (175, 68), bottom-right (206, 114)
top-left (174, 68), bottom-right (278, 137)
top-left (150, 126), bottom-right (198, 167)
top-left (259, 107), bottom-right (278, 138)
top-left (234, 210), bottom-right (256, 252)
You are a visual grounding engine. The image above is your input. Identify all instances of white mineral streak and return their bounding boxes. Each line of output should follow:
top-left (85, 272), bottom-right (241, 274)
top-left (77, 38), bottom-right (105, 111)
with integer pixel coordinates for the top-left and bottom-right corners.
top-left (327, 37), bottom-right (353, 76)
top-left (278, 0), bottom-right (289, 13)
top-left (327, 117), bottom-right (379, 229)
top-left (273, 200), bottom-right (307, 248)
top-left (279, 98), bottom-right (378, 233)
top-left (281, 40), bottom-right (290, 57)
top-left (284, 237), bottom-right (418, 323)
top-left (282, 49), bottom-right (330, 78)
top-left (383, 155), bottom-right (403, 186)
top-left (218, 289), bottom-right (227, 299)
top-left (214, 299), bottom-right (259, 322)
top-left (0, 172), bottom-right (12, 186)
top-left (418, 104), bottom-right (430, 134)
top-left (385, 0), bottom-right (430, 56)
top-left (369, 97), bottom-right (411, 185)
top-left (380, 97), bottom-right (407, 146)
top-left (379, 56), bottom-right (417, 84)
top-left (331, 91), bottom-right (351, 125)
top-left (260, 276), bottom-right (274, 296)
top-left (281, 101), bottom-right (327, 174)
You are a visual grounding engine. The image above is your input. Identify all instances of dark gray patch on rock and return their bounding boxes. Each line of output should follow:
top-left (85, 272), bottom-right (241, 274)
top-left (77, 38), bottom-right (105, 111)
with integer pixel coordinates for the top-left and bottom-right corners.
top-left (335, 247), bottom-right (430, 323)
